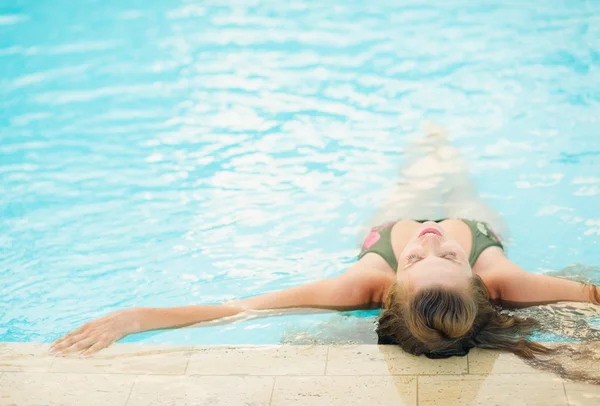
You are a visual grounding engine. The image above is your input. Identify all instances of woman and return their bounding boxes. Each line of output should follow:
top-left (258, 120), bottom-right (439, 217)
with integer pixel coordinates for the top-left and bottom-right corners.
top-left (51, 124), bottom-right (600, 358)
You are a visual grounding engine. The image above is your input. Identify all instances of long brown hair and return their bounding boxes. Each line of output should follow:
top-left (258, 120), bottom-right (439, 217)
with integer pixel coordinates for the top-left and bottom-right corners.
top-left (377, 276), bottom-right (600, 384)
top-left (376, 275), bottom-right (551, 358)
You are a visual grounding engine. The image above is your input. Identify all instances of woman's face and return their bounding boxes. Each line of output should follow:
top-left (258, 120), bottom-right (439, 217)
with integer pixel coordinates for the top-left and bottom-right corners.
top-left (396, 221), bottom-right (472, 292)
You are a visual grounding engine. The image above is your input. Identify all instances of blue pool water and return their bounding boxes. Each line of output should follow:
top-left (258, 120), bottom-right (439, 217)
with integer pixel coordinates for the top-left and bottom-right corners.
top-left (1, 0), bottom-right (599, 345)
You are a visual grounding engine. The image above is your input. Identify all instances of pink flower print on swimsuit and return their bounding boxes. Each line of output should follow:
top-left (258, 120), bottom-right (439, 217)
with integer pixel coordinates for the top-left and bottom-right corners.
top-left (362, 232), bottom-right (381, 250)
top-left (362, 222), bottom-right (395, 251)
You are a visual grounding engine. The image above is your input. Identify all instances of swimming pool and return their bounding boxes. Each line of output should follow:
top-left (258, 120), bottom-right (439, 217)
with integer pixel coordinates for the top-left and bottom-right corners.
top-left (1, 0), bottom-right (599, 345)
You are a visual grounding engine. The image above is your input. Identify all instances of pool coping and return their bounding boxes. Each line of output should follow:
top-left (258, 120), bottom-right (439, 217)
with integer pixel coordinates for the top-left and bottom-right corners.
top-left (1, 342), bottom-right (598, 405)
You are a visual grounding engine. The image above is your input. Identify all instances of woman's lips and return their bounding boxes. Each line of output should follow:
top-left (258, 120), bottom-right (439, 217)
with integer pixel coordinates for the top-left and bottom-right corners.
top-left (418, 228), bottom-right (442, 238)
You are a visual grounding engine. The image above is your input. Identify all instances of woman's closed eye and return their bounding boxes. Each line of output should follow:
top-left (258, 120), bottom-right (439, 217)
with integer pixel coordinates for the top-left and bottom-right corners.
top-left (406, 254), bottom-right (423, 263)
top-left (442, 252), bottom-right (457, 260)
top-left (406, 252), bottom-right (457, 263)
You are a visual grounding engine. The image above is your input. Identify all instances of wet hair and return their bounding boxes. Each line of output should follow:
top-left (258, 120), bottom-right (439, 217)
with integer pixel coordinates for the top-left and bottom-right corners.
top-left (377, 275), bottom-right (551, 358)
top-left (377, 276), bottom-right (600, 384)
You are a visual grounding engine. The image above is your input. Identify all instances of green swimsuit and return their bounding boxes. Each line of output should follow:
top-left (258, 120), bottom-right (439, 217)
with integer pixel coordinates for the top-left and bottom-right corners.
top-left (358, 219), bottom-right (503, 270)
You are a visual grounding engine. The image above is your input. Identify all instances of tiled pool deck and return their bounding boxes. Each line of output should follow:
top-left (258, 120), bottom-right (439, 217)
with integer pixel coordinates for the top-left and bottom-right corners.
top-left (1, 343), bottom-right (598, 405)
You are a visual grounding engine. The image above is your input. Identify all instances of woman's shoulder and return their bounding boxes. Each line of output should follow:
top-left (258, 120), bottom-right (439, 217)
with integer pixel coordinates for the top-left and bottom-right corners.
top-left (473, 245), bottom-right (507, 270)
top-left (473, 247), bottom-right (509, 301)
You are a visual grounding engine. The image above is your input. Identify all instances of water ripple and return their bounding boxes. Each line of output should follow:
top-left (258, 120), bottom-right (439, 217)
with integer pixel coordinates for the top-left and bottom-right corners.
top-left (1, 0), bottom-right (599, 344)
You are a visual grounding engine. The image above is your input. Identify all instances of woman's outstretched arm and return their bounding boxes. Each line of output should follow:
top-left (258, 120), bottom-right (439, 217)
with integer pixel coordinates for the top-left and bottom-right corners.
top-left (51, 259), bottom-right (390, 355)
top-left (486, 256), bottom-right (600, 308)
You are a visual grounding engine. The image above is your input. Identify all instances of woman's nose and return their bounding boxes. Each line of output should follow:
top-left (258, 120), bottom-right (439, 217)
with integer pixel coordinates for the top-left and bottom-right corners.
top-left (421, 235), bottom-right (442, 252)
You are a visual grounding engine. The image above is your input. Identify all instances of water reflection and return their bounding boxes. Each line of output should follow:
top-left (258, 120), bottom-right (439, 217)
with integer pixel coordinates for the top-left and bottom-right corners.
top-left (0, 0), bottom-right (598, 344)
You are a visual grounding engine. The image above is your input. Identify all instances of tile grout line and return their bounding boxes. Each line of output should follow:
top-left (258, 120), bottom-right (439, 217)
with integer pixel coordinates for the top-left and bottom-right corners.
top-left (268, 377), bottom-right (277, 406)
top-left (123, 376), bottom-right (137, 406)
top-left (48, 351), bottom-right (58, 372)
top-left (183, 351), bottom-right (192, 375)
top-left (416, 376), bottom-right (419, 406)
top-left (562, 381), bottom-right (570, 406)
top-left (1, 370), bottom-right (554, 377)
top-left (3, 366), bottom-right (558, 378)
top-left (8, 370), bottom-right (193, 377)
top-left (466, 353), bottom-right (470, 374)
top-left (324, 346), bottom-right (330, 375)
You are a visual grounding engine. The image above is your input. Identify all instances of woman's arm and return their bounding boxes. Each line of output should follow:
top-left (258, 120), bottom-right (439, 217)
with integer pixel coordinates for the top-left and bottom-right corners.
top-left (486, 257), bottom-right (600, 308)
top-left (51, 260), bottom-right (390, 355)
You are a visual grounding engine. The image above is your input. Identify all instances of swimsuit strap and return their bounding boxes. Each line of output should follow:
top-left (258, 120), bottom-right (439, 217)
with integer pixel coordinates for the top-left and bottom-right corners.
top-left (358, 222), bottom-right (398, 270)
top-left (461, 219), bottom-right (504, 267)
top-left (358, 219), bottom-right (504, 271)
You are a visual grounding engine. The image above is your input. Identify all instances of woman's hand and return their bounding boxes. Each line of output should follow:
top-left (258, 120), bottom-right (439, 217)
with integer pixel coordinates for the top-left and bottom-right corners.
top-left (50, 309), bottom-right (139, 356)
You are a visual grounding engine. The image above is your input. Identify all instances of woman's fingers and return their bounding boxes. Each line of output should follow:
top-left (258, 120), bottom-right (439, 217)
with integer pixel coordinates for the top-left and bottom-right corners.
top-left (61, 333), bottom-right (98, 355)
top-left (51, 332), bottom-right (75, 352)
top-left (52, 330), bottom-right (113, 356)
top-left (52, 332), bottom-right (90, 354)
top-left (51, 334), bottom-right (78, 353)
top-left (82, 337), bottom-right (112, 356)
top-left (51, 323), bottom-right (92, 352)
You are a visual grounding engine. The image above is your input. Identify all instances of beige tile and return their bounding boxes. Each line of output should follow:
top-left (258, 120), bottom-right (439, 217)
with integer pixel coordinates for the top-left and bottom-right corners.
top-left (419, 374), bottom-right (566, 406)
top-left (327, 345), bottom-right (467, 375)
top-left (0, 372), bottom-right (134, 406)
top-left (127, 375), bottom-right (273, 406)
top-left (187, 345), bottom-right (327, 376)
top-left (468, 348), bottom-right (538, 374)
top-left (51, 344), bottom-right (192, 375)
top-left (0, 343), bottom-right (55, 372)
top-left (271, 376), bottom-right (416, 406)
top-left (565, 381), bottom-right (600, 406)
